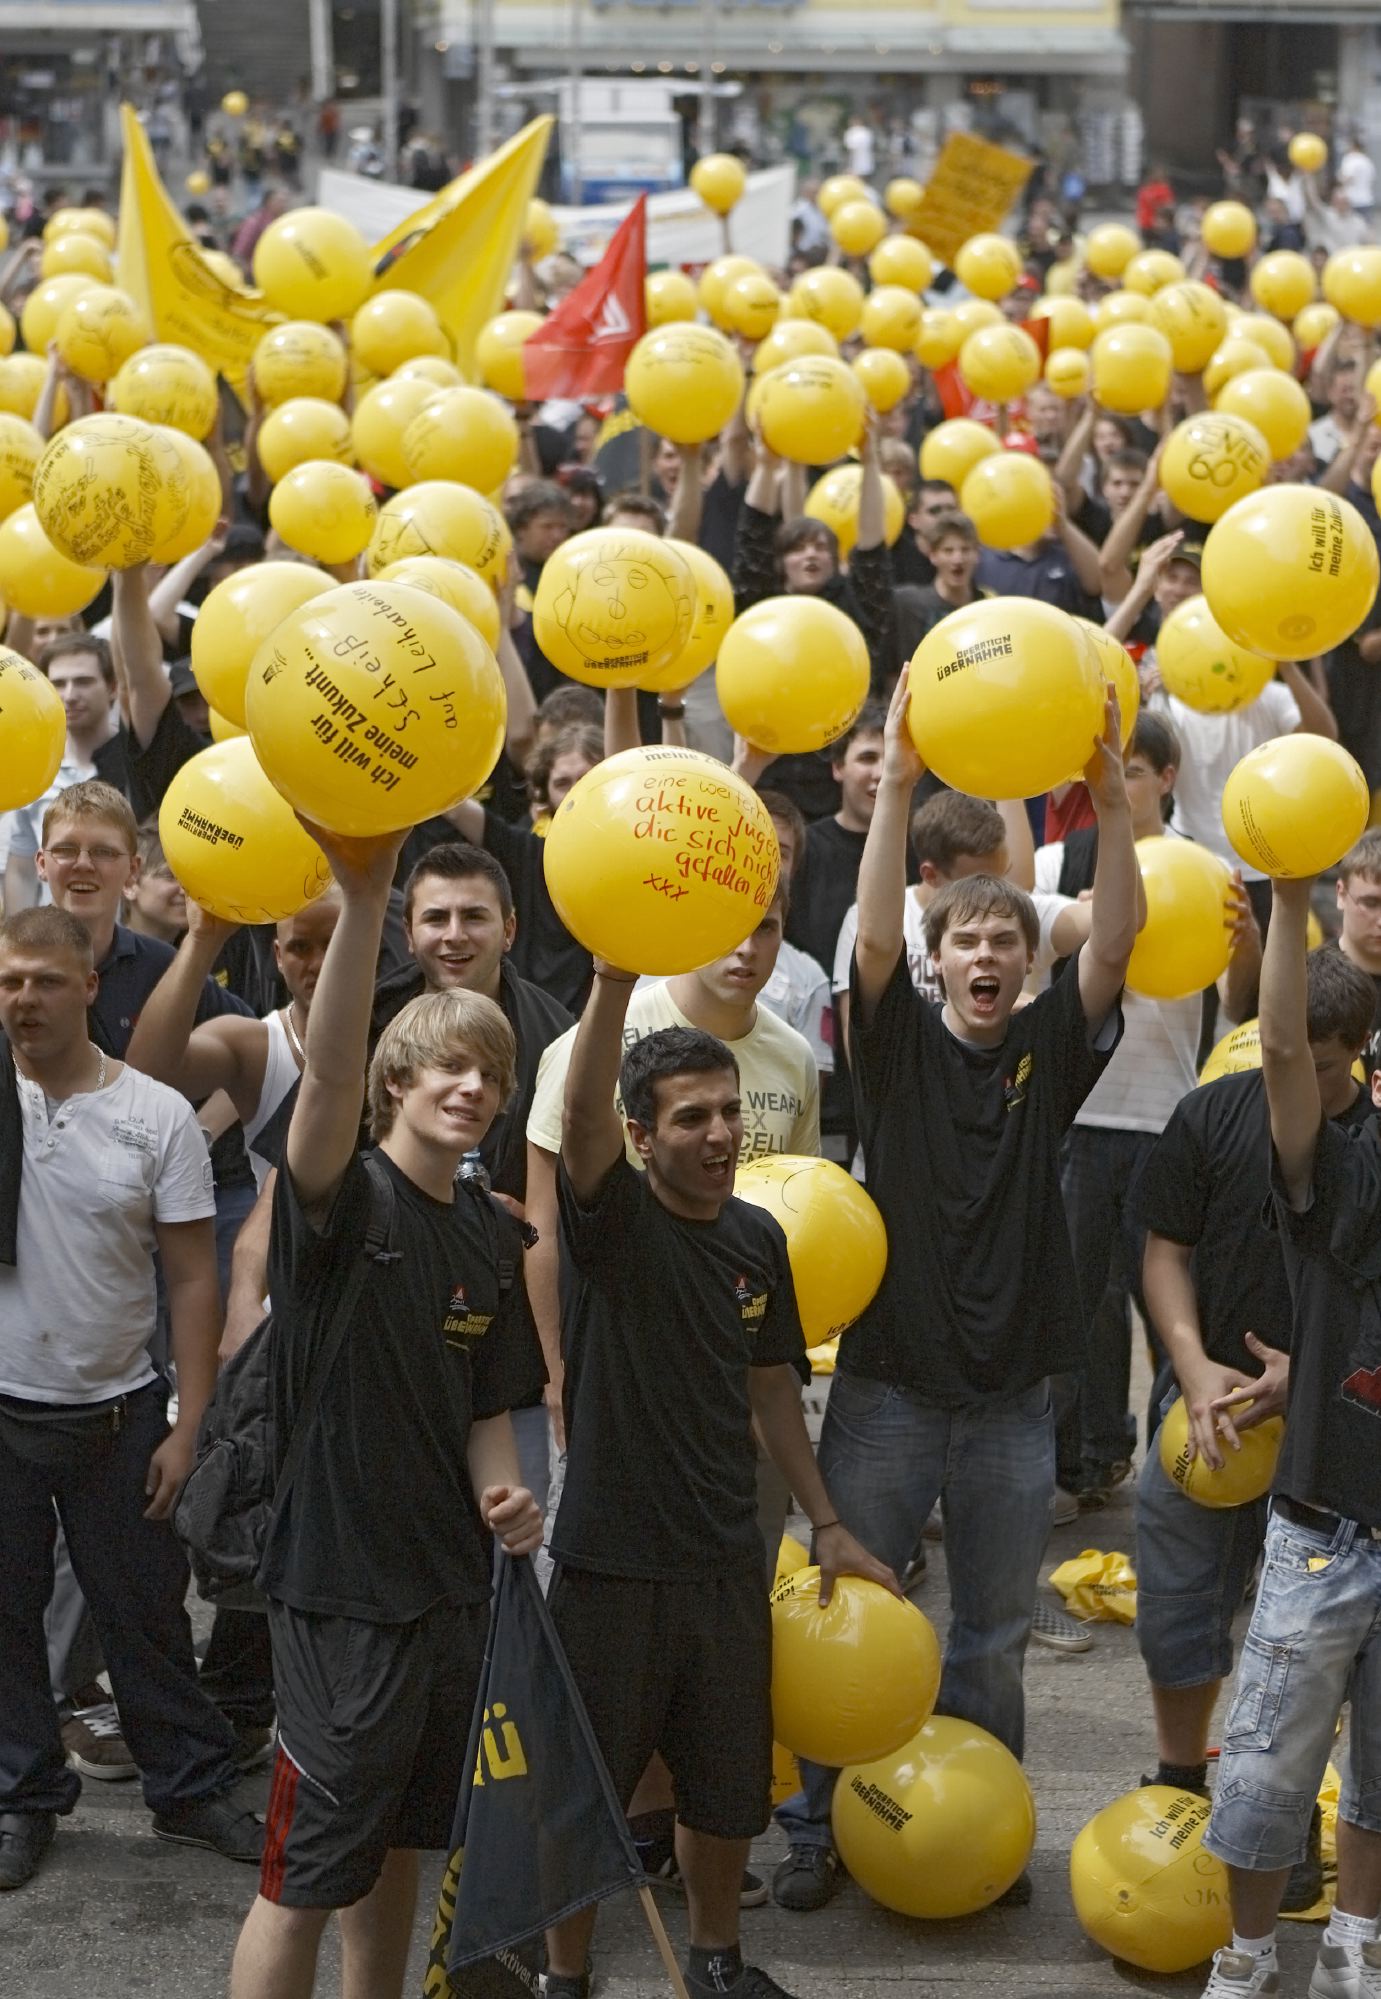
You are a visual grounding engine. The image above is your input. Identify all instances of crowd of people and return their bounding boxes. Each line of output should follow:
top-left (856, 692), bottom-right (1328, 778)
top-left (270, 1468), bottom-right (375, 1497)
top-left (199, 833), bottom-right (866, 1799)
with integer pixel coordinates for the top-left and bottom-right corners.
top-left (0, 112), bottom-right (1379, 1999)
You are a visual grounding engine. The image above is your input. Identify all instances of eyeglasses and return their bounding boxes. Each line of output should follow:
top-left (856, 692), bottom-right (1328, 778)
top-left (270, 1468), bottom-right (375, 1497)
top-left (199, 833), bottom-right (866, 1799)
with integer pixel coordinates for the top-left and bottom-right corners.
top-left (44, 842), bottom-right (130, 866)
top-left (1341, 884), bottom-right (1381, 918)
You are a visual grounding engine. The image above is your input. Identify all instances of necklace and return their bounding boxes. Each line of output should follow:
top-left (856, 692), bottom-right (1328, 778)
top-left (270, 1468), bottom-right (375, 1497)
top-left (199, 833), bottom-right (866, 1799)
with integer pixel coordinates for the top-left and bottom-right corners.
top-left (282, 1003), bottom-right (307, 1064)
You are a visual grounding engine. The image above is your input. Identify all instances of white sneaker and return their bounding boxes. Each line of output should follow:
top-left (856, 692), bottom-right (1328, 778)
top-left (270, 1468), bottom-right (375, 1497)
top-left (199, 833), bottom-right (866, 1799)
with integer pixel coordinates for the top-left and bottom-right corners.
top-left (1310, 1938), bottom-right (1381, 1999)
top-left (1201, 1948), bottom-right (1280, 1997)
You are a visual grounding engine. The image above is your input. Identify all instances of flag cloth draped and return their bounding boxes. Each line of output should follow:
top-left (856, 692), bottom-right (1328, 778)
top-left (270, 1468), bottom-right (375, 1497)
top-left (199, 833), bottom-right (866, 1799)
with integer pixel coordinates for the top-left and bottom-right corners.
top-left (521, 196), bottom-right (647, 401)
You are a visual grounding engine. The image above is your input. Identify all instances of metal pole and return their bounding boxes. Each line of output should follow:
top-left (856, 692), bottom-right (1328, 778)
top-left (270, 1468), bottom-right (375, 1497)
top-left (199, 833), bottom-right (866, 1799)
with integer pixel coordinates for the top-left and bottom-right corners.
top-left (307, 0), bottom-right (333, 105)
top-left (381, 0), bottom-right (399, 176)
top-left (697, 0), bottom-right (716, 157)
top-left (475, 0), bottom-right (496, 157)
top-left (568, 0), bottom-right (583, 203)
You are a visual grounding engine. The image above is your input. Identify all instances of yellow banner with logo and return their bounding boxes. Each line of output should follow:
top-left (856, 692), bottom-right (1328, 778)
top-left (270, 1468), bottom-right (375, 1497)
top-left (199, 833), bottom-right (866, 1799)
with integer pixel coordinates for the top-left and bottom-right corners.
top-left (907, 132), bottom-right (1033, 267)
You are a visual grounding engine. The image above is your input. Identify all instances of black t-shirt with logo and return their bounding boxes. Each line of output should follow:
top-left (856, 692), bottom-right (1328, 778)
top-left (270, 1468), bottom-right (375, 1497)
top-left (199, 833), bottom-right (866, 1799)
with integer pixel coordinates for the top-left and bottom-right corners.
top-left (552, 1160), bottom-right (806, 1580)
top-left (1271, 1116), bottom-right (1381, 1527)
top-left (845, 950), bottom-right (1120, 1404)
top-left (261, 1150), bottom-right (546, 1621)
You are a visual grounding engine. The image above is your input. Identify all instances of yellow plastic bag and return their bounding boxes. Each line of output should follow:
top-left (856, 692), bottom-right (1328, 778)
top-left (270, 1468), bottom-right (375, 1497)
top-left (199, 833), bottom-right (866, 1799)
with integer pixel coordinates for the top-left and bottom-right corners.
top-left (1048, 1547), bottom-right (1138, 1625)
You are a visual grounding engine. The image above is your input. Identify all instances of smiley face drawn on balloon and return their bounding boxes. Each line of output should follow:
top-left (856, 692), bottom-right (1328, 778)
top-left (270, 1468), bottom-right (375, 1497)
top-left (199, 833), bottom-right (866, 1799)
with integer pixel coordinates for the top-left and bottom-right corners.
top-left (550, 541), bottom-right (689, 674)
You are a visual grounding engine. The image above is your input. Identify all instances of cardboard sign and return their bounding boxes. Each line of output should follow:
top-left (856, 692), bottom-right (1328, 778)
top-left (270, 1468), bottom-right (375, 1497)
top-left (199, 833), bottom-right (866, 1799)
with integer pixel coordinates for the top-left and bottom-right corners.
top-left (906, 132), bottom-right (1033, 267)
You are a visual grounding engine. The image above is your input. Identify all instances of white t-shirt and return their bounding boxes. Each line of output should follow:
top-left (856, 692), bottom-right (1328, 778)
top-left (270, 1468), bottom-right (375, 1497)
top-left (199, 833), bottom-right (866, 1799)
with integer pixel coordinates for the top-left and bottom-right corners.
top-left (633, 946), bottom-right (833, 1072)
top-left (527, 979), bottom-right (821, 1164)
top-left (831, 884), bottom-right (1075, 1001)
top-left (844, 124), bottom-right (876, 178)
top-left (1158, 680), bottom-right (1301, 879)
top-left (0, 1065), bottom-right (215, 1403)
top-left (4, 751), bottom-right (100, 904)
top-left (1340, 148), bottom-right (1376, 210)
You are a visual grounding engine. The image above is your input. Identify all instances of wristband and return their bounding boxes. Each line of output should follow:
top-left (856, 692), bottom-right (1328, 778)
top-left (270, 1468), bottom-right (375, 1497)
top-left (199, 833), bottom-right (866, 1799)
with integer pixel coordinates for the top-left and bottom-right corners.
top-left (594, 969), bottom-right (638, 985)
top-left (813, 1518), bottom-right (840, 1534)
top-left (658, 701), bottom-right (685, 718)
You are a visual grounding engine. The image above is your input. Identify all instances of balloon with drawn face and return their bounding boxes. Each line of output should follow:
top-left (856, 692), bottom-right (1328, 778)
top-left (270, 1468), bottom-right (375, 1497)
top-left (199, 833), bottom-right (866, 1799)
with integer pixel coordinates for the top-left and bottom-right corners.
top-left (533, 528), bottom-right (694, 687)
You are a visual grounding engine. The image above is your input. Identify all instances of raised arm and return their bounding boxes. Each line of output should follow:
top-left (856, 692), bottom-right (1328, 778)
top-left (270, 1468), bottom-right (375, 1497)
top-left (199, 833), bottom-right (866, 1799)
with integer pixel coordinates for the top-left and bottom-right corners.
top-left (1218, 867), bottom-right (1262, 1026)
top-left (1102, 527), bottom-right (1183, 642)
top-left (1078, 691), bottom-right (1139, 1022)
top-left (854, 416), bottom-right (885, 553)
top-left (667, 442), bottom-right (704, 544)
top-left (1280, 659), bottom-right (1338, 740)
top-left (1099, 444), bottom-right (1165, 603)
top-left (854, 666), bottom-right (925, 1022)
top-left (561, 965), bottom-right (635, 1201)
top-left (1260, 875), bottom-right (1321, 1210)
top-left (496, 562), bottom-right (538, 770)
top-left (1053, 399), bottom-right (1095, 511)
top-left (604, 686), bottom-right (642, 758)
top-left (124, 903), bottom-right (263, 1118)
top-left (111, 564), bottom-right (172, 750)
top-left (1055, 483), bottom-right (1104, 598)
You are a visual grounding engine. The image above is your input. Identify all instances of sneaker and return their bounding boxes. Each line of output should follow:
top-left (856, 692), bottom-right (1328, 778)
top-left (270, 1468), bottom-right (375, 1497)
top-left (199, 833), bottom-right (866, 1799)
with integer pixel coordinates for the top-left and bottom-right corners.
top-left (538, 1973), bottom-right (592, 1999)
top-left (1282, 1805), bottom-right (1324, 1913)
top-left (1200, 1948), bottom-right (1280, 1996)
top-left (771, 1844), bottom-right (840, 1912)
top-left (61, 1701), bottom-right (137, 1781)
top-left (0, 1811), bottom-right (55, 1892)
top-left (683, 1967), bottom-right (799, 1999)
top-left (1051, 1485), bottom-right (1080, 1527)
top-left (152, 1791), bottom-right (264, 1864)
top-left (900, 1546), bottom-right (928, 1590)
top-left (1030, 1601), bottom-right (1093, 1653)
top-left (922, 1504), bottom-right (944, 1543)
top-left (231, 1723), bottom-right (276, 1773)
top-left (1078, 1461), bottom-right (1133, 1510)
top-left (646, 1842), bottom-right (767, 1908)
top-left (1309, 1938), bottom-right (1381, 1999)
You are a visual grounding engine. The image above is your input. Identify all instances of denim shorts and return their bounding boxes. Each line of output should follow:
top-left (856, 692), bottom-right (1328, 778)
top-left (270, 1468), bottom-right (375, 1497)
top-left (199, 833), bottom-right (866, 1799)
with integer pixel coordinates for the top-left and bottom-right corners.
top-left (1205, 1507), bottom-right (1381, 1871)
top-left (1134, 1426), bottom-right (1268, 1689)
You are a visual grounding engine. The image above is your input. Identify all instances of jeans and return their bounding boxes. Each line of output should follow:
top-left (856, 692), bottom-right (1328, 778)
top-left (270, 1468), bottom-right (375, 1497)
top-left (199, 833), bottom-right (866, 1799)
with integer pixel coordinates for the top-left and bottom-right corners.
top-left (774, 1370), bottom-right (1055, 1852)
top-left (1058, 1126), bottom-right (1156, 1480)
top-left (0, 1380), bottom-right (239, 1817)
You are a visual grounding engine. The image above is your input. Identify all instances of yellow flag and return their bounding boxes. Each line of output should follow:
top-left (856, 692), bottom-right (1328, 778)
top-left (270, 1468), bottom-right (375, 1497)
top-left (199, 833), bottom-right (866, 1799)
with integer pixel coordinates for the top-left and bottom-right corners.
top-left (117, 103), bottom-right (280, 387)
top-left (368, 118), bottom-right (553, 376)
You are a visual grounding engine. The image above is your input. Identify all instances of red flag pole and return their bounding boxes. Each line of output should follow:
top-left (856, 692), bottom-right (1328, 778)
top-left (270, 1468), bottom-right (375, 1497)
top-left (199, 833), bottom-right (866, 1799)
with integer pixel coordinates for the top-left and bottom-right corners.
top-left (637, 1884), bottom-right (692, 1999)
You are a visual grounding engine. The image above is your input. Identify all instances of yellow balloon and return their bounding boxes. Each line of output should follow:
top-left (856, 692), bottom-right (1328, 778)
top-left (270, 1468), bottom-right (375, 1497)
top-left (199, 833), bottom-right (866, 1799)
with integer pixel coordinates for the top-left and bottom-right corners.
top-left (788, 266), bottom-right (864, 340)
top-left (949, 296), bottom-right (1004, 341)
top-left (1044, 256), bottom-right (1080, 296)
top-left (1085, 222), bottom-right (1141, 280)
top-left (368, 480), bottom-right (512, 585)
top-left (884, 177), bottom-right (925, 219)
top-left (1126, 837), bottom-right (1232, 1001)
top-left (43, 207), bottom-right (87, 244)
top-left (1046, 346), bottom-right (1091, 399)
top-left (771, 1739), bottom-right (801, 1808)
top-left (20, 272), bottom-right (96, 355)
top-left (851, 347), bottom-right (912, 413)
top-left (192, 561), bottom-right (337, 726)
top-left (1031, 294), bottom-right (1095, 349)
top-left (1251, 250), bottom-right (1316, 321)
top-left (74, 206), bottom-right (114, 251)
top-left (1234, 312), bottom-right (1295, 373)
top-left (543, 745), bottom-right (780, 975)
top-left (1289, 132), bottom-right (1328, 173)
top-left (756, 355), bottom-right (866, 466)
top-left (1202, 486), bottom-right (1380, 660)
top-left (958, 324), bottom-right (1041, 403)
top-left (961, 452), bottom-right (1054, 550)
top-left (393, 354), bottom-right (464, 390)
top-left (1090, 324), bottom-right (1173, 414)
top-left (348, 377), bottom-right (435, 488)
top-left (734, 1154), bottom-right (887, 1344)
top-left (1199, 1018), bottom-right (1263, 1083)
top-left (831, 199), bottom-right (887, 260)
top-left (1294, 301), bottom-right (1339, 350)
top-left (1096, 289), bottom-right (1152, 327)
top-left (34, 414), bottom-right (190, 570)
top-left (644, 270), bottom-right (699, 327)
top-left (208, 707), bottom-right (246, 743)
top-left (1157, 1394), bottom-right (1285, 1509)
top-left (868, 235), bottom-right (932, 292)
top-left (253, 206), bottom-right (372, 321)
top-left (376, 555), bottom-right (502, 650)
top-left (110, 342), bottom-right (219, 440)
top-left (908, 597), bottom-right (1105, 797)
top-left (1202, 336), bottom-right (1272, 402)
top-left (723, 271), bottom-right (782, 342)
top-left (54, 285), bottom-right (151, 384)
top-left (775, 1534), bottom-right (809, 1584)
top-left (771, 1570), bottom-right (940, 1767)
top-left (259, 397), bottom-right (355, 486)
top-left (0, 505), bottom-right (105, 617)
top-left (834, 1718), bottom-right (1035, 1919)
top-left (918, 416), bottom-right (1000, 488)
top-left (716, 596), bottom-right (871, 753)
top-left (633, 539), bottom-right (735, 693)
top-left (818, 174), bottom-right (868, 218)
top-left (1214, 368), bottom-right (1311, 462)
top-left (0, 356), bottom-right (66, 430)
top-left (1148, 282), bottom-right (1229, 373)
top-left (252, 321), bottom-right (349, 407)
top-left (1222, 733), bottom-right (1370, 879)
top-left (1075, 617), bottom-right (1140, 746)
top-left (698, 254), bottom-right (759, 329)
top-left (475, 310), bottom-right (544, 401)
top-left (40, 233), bottom-right (112, 283)
top-left (0, 302), bottom-right (13, 358)
top-left (246, 579), bottom-right (505, 836)
top-left (402, 386), bottom-right (518, 494)
top-left (269, 460), bottom-right (377, 566)
top-left (1202, 200), bottom-right (1256, 259)
top-left (159, 739), bottom-right (333, 925)
top-left (0, 413), bottom-right (41, 523)
top-left (953, 232), bottom-right (1022, 301)
top-left (625, 325), bottom-right (745, 447)
top-left (0, 648), bottom-right (66, 810)
top-left (222, 89), bottom-right (248, 117)
top-left (533, 527), bottom-right (693, 688)
top-left (859, 285), bottom-right (922, 353)
top-left (1072, 1787), bottom-right (1231, 1973)
top-left (1121, 248), bottom-right (1186, 296)
top-left (914, 307), bottom-right (963, 370)
top-left (350, 290), bottom-right (450, 377)
top-left (152, 427), bottom-right (222, 564)
top-left (1323, 246), bottom-right (1381, 328)
top-left (185, 170), bottom-right (211, 198)
top-left (1159, 412), bottom-right (1270, 525)
top-left (523, 195), bottom-right (559, 260)
top-left (690, 153), bottom-right (747, 216)
top-left (752, 319), bottom-right (838, 375)
top-left (1156, 595), bottom-right (1275, 714)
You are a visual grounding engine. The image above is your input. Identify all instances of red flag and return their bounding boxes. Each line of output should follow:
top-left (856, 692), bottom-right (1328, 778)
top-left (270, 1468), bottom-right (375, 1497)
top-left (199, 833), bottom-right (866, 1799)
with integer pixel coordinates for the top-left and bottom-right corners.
top-left (521, 196), bottom-right (646, 401)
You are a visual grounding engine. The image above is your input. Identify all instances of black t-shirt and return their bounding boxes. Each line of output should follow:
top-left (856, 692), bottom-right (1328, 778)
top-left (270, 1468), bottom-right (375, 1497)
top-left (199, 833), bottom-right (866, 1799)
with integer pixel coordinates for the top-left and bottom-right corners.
top-left (890, 538), bottom-right (937, 590)
top-left (1138, 1071), bottom-right (1374, 1370)
top-left (786, 816), bottom-right (867, 974)
top-left (699, 468), bottom-right (746, 578)
top-left (1271, 1117), bottom-right (1381, 1527)
top-left (552, 1160), bottom-right (806, 1580)
top-left (481, 810), bottom-right (592, 1015)
top-left (261, 1151), bottom-right (546, 1620)
top-left (846, 950), bottom-right (1121, 1403)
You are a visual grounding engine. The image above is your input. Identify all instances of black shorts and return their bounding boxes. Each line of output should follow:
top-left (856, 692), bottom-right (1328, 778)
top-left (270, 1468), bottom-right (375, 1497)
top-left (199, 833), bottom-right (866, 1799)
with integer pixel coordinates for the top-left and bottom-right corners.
top-left (261, 1597), bottom-right (489, 1908)
top-left (549, 1563), bottom-right (772, 1842)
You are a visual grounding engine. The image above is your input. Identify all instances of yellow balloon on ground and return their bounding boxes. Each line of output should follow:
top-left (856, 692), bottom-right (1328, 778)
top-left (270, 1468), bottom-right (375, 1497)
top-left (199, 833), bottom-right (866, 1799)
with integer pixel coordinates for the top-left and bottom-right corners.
top-left (252, 321), bottom-right (349, 407)
top-left (1148, 282), bottom-right (1229, 373)
top-left (1075, 618), bottom-right (1140, 746)
top-left (246, 579), bottom-right (505, 836)
top-left (349, 376), bottom-right (436, 488)
top-left (869, 235), bottom-right (932, 292)
top-left (20, 273), bottom-right (94, 354)
top-left (834, 1718), bottom-right (1036, 1919)
top-left (625, 325), bottom-right (745, 446)
top-left (152, 428), bottom-right (223, 563)
top-left (1234, 313), bottom-right (1295, 373)
top-left (908, 597), bottom-right (1105, 797)
top-left (788, 266), bottom-right (864, 340)
top-left (771, 1570), bottom-right (940, 1767)
top-left (1199, 1018), bottom-right (1262, 1083)
top-left (958, 324), bottom-right (1041, 403)
top-left (851, 347), bottom-right (912, 413)
top-left (269, 461), bottom-right (377, 567)
top-left (351, 290), bottom-right (450, 377)
top-left (1071, 1787), bottom-right (1231, 1972)
top-left (1157, 1394), bottom-right (1285, 1509)
top-left (1031, 295), bottom-right (1095, 349)
top-left (639, 539), bottom-right (735, 691)
top-left (192, 561), bottom-right (337, 727)
top-left (402, 386), bottom-right (518, 494)
top-left (1202, 336), bottom-right (1272, 402)
top-left (831, 199), bottom-right (887, 260)
top-left (884, 177), bottom-right (925, 219)
top-left (756, 356), bottom-right (866, 465)
top-left (0, 649), bottom-right (66, 810)
top-left (1294, 301), bottom-right (1339, 350)
top-left (1289, 132), bottom-right (1328, 173)
top-left (543, 745), bottom-right (779, 975)
top-left (723, 271), bottom-right (782, 342)
top-left (1202, 486), bottom-right (1380, 660)
top-left (1046, 346), bottom-right (1091, 399)
top-left (368, 480), bottom-right (512, 585)
top-left (805, 465), bottom-right (905, 555)
top-left (34, 414), bottom-right (190, 570)
top-left (753, 320), bottom-right (838, 374)
top-left (475, 310), bottom-right (544, 401)
top-left (1122, 248), bottom-right (1185, 295)
top-left (717, 596), bottom-right (870, 753)
top-left (734, 1154), bottom-right (887, 1343)
top-left (110, 342), bottom-right (219, 440)
top-left (159, 739), bottom-right (334, 926)
top-left (1323, 246), bottom-right (1381, 328)
top-left (1251, 249), bottom-right (1316, 320)
top-left (1091, 324), bottom-right (1173, 413)
top-left (914, 308), bottom-right (963, 370)
top-left (0, 413), bottom-right (41, 523)
top-left (1159, 412), bottom-right (1270, 524)
top-left (1222, 734), bottom-right (1370, 879)
top-left (533, 527), bottom-right (693, 688)
top-left (222, 89), bottom-right (248, 116)
top-left (690, 153), bottom-right (747, 216)
top-left (954, 232), bottom-right (1022, 301)
top-left (1157, 595), bottom-right (1275, 714)
top-left (524, 196), bottom-right (559, 260)
top-left (1215, 369), bottom-right (1311, 462)
top-left (645, 270), bottom-right (699, 327)
top-left (41, 232), bottom-right (112, 283)
top-left (1085, 222), bottom-right (1141, 280)
top-left (259, 398), bottom-right (355, 485)
top-left (54, 285), bottom-right (150, 384)
top-left (0, 505), bottom-right (104, 617)
top-left (1202, 200), bottom-right (1256, 259)
top-left (253, 206), bottom-right (372, 321)
top-left (918, 416), bottom-right (999, 488)
top-left (698, 254), bottom-right (759, 329)
top-left (375, 556), bottom-right (501, 650)
top-left (961, 452), bottom-right (1053, 551)
top-left (859, 286), bottom-right (922, 353)
top-left (1126, 837), bottom-right (1232, 1001)
top-left (818, 174), bottom-right (868, 217)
